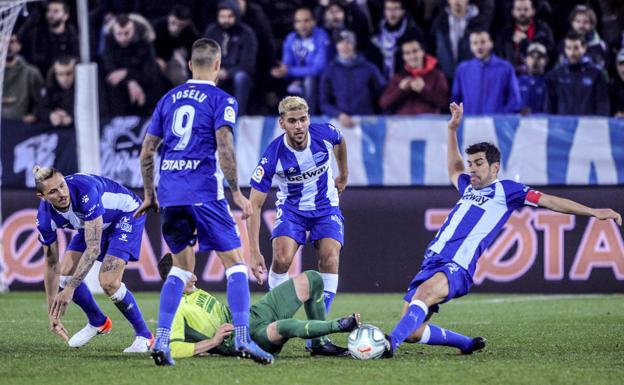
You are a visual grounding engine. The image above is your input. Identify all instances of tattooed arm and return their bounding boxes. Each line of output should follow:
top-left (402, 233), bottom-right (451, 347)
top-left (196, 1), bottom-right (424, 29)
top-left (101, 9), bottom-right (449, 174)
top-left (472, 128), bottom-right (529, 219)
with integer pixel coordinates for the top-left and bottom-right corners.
top-left (216, 126), bottom-right (252, 219)
top-left (49, 216), bottom-right (103, 319)
top-left (134, 133), bottom-right (162, 217)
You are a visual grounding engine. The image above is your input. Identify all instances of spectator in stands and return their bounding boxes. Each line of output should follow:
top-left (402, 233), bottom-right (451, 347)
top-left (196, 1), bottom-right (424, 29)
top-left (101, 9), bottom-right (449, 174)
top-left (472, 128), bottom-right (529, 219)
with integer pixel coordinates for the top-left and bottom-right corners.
top-left (611, 49), bottom-right (624, 117)
top-left (317, 0), bottom-right (370, 55)
top-left (379, 36), bottom-right (448, 115)
top-left (101, 14), bottom-right (163, 116)
top-left (238, 0), bottom-right (277, 112)
top-left (271, 7), bottom-right (331, 114)
top-left (40, 55), bottom-right (76, 127)
top-left (204, 0), bottom-right (258, 116)
top-left (18, 0), bottom-right (79, 76)
top-left (430, 0), bottom-right (481, 83)
top-left (452, 30), bottom-right (522, 114)
top-left (518, 42), bottom-right (548, 114)
top-left (2, 33), bottom-right (44, 123)
top-left (495, 0), bottom-right (554, 73)
top-left (545, 31), bottom-right (609, 116)
top-left (153, 4), bottom-right (199, 86)
top-left (254, 0), bottom-right (309, 42)
top-left (320, 30), bottom-right (386, 127)
top-left (369, 0), bottom-right (424, 79)
top-left (562, 5), bottom-right (608, 69)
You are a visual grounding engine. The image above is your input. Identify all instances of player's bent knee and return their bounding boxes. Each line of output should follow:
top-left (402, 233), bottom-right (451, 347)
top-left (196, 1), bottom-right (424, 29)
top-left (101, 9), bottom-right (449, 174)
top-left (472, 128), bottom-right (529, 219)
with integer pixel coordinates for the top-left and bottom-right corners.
top-left (305, 270), bottom-right (324, 296)
top-left (292, 272), bottom-right (310, 302)
top-left (98, 276), bottom-right (121, 296)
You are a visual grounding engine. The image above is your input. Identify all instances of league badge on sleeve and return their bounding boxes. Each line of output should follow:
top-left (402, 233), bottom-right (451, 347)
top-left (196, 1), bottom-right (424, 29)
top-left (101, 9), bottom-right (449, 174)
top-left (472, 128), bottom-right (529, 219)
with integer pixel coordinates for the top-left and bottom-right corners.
top-left (252, 165), bottom-right (265, 183)
top-left (224, 106), bottom-right (236, 123)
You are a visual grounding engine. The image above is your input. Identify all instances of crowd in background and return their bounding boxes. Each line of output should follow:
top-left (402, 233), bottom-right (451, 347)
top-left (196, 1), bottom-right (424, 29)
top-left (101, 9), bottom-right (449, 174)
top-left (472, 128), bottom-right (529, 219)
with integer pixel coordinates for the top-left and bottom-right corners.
top-left (3, 0), bottom-right (624, 130)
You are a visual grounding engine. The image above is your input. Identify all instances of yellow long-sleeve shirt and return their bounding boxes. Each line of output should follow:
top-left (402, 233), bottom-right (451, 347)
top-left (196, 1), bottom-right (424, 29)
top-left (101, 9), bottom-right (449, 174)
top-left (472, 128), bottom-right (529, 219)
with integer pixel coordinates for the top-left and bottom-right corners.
top-left (170, 289), bottom-right (236, 358)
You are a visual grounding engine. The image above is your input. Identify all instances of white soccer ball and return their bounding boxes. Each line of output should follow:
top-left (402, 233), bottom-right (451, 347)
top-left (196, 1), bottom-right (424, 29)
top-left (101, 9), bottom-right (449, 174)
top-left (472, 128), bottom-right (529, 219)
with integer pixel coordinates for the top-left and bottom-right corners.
top-left (347, 324), bottom-right (387, 360)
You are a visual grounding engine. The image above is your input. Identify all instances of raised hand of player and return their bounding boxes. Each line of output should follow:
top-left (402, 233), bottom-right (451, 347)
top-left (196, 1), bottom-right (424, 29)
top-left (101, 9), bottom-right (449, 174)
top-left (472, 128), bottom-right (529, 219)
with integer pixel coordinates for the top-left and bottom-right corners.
top-left (249, 250), bottom-right (268, 285)
top-left (134, 195), bottom-right (160, 218)
top-left (448, 102), bottom-right (463, 131)
top-left (232, 191), bottom-right (253, 219)
top-left (592, 208), bottom-right (622, 226)
top-left (49, 315), bottom-right (70, 342)
top-left (50, 287), bottom-right (74, 320)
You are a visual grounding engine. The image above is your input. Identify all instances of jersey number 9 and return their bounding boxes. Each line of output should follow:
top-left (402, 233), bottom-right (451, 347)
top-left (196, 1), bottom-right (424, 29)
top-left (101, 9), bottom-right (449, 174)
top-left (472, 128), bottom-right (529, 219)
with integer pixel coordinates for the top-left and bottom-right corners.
top-left (172, 105), bottom-right (196, 151)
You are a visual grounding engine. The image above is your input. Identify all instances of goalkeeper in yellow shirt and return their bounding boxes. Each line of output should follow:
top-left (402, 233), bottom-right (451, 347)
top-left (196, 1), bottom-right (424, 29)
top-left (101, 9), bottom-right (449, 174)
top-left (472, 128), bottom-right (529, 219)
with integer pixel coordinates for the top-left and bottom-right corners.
top-left (157, 254), bottom-right (360, 359)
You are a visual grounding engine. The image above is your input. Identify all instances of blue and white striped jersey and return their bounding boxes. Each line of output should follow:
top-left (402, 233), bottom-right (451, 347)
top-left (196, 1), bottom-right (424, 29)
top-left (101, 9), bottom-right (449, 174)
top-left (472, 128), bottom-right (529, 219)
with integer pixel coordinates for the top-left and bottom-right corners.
top-left (427, 173), bottom-right (541, 277)
top-left (36, 174), bottom-right (141, 245)
top-left (250, 123), bottom-right (342, 216)
top-left (147, 80), bottom-right (238, 206)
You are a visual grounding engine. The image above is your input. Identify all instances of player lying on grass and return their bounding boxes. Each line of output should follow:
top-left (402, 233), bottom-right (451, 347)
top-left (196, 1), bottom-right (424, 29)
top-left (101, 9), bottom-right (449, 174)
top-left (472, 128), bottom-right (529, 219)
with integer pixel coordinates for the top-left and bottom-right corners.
top-left (156, 253), bottom-right (360, 359)
top-left (382, 102), bottom-right (622, 357)
top-left (34, 166), bottom-right (153, 352)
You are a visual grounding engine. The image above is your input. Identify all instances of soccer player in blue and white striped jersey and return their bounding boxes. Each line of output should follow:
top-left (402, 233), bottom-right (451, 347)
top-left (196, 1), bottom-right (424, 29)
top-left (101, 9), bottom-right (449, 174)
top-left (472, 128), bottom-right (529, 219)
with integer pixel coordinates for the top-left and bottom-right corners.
top-left (35, 167), bottom-right (152, 353)
top-left (246, 96), bottom-right (350, 356)
top-left (135, 38), bottom-right (273, 365)
top-left (383, 102), bottom-right (622, 357)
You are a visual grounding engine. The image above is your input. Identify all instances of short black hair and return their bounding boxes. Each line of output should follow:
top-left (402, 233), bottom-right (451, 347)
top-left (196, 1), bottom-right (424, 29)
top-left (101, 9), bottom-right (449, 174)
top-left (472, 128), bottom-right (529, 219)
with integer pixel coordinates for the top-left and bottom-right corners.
top-left (53, 54), bottom-right (77, 66)
top-left (157, 253), bottom-right (173, 281)
top-left (564, 29), bottom-right (587, 46)
top-left (49, 0), bottom-right (70, 13)
top-left (399, 33), bottom-right (425, 51)
top-left (469, 28), bottom-right (491, 38)
top-left (465, 142), bottom-right (501, 165)
top-left (115, 14), bottom-right (132, 28)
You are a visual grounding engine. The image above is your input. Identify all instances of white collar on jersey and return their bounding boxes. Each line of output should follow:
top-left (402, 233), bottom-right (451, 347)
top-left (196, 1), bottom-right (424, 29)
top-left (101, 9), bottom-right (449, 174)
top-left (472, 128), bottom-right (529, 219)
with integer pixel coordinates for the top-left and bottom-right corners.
top-left (283, 130), bottom-right (311, 152)
top-left (186, 79), bottom-right (216, 86)
top-left (472, 178), bottom-right (500, 191)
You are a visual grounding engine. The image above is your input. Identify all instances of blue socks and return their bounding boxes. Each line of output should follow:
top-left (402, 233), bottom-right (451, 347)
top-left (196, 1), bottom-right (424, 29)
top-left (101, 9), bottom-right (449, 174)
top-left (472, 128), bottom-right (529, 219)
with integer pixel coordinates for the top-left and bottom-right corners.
top-left (419, 324), bottom-right (473, 351)
top-left (111, 283), bottom-right (151, 338)
top-left (226, 264), bottom-right (251, 340)
top-left (323, 291), bottom-right (335, 314)
top-left (389, 300), bottom-right (428, 350)
top-left (156, 266), bottom-right (192, 345)
top-left (70, 281), bottom-right (107, 327)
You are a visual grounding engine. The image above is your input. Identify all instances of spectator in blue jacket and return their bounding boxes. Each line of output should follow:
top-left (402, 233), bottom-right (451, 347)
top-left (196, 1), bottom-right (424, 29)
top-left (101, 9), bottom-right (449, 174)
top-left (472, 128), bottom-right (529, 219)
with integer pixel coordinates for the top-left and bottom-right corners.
top-left (452, 30), bottom-right (522, 114)
top-left (271, 7), bottom-right (331, 114)
top-left (319, 30), bottom-right (386, 128)
top-left (518, 42), bottom-right (548, 114)
top-left (545, 31), bottom-right (609, 116)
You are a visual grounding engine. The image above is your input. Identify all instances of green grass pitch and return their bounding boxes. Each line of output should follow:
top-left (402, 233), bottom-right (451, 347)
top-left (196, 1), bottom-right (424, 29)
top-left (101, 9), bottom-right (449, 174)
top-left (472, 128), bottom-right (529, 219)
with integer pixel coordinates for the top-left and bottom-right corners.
top-left (1, 292), bottom-right (622, 385)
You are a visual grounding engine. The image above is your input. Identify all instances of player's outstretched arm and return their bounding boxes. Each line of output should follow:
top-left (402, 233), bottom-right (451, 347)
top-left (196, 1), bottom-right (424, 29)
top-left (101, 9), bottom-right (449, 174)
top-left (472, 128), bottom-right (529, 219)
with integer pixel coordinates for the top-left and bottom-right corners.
top-left (135, 133), bottom-right (162, 217)
top-left (538, 193), bottom-right (622, 226)
top-left (247, 188), bottom-right (269, 284)
top-left (447, 102), bottom-right (465, 190)
top-left (333, 137), bottom-right (348, 194)
top-left (50, 216), bottom-right (103, 319)
top-left (216, 126), bottom-right (253, 219)
top-left (42, 242), bottom-right (69, 341)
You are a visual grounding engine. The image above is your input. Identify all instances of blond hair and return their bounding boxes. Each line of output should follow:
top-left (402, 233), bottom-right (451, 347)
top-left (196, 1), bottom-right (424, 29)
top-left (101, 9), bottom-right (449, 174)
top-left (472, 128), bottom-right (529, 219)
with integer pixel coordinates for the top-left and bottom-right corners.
top-left (32, 165), bottom-right (59, 193)
top-left (278, 96), bottom-right (309, 116)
